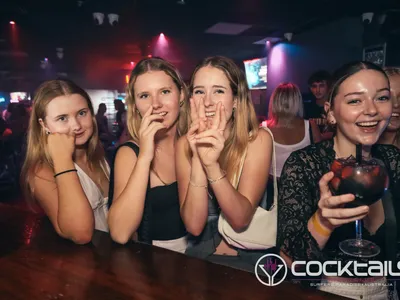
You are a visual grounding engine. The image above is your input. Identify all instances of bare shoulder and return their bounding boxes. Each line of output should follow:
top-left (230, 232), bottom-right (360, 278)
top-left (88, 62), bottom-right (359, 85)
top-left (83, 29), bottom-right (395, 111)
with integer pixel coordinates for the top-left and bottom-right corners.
top-left (249, 128), bottom-right (272, 150)
top-left (33, 163), bottom-right (56, 185)
top-left (115, 140), bottom-right (139, 162)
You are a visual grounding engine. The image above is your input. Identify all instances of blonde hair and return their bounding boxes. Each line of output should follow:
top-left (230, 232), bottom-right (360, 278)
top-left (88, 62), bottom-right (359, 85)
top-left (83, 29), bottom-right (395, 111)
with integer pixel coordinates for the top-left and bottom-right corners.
top-left (21, 79), bottom-right (106, 208)
top-left (187, 56), bottom-right (259, 184)
top-left (384, 67), bottom-right (400, 145)
top-left (268, 82), bottom-right (303, 126)
top-left (125, 57), bottom-right (189, 143)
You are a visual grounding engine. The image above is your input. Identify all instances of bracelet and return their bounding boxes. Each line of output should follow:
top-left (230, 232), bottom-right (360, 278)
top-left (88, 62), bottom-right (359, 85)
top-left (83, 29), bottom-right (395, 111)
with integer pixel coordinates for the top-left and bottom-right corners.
top-left (189, 180), bottom-right (208, 189)
top-left (54, 169), bottom-right (78, 178)
top-left (311, 213), bottom-right (332, 237)
top-left (207, 170), bottom-right (227, 184)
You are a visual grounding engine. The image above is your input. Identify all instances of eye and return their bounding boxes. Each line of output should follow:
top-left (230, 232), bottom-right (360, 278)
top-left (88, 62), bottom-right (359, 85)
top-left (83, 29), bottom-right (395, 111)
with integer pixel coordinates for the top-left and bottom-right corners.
top-left (139, 93), bottom-right (149, 99)
top-left (194, 90), bottom-right (204, 95)
top-left (214, 89), bottom-right (225, 94)
top-left (161, 89), bottom-right (171, 95)
top-left (79, 110), bottom-right (87, 116)
top-left (377, 96), bottom-right (390, 102)
top-left (347, 99), bottom-right (361, 105)
top-left (57, 116), bottom-right (68, 122)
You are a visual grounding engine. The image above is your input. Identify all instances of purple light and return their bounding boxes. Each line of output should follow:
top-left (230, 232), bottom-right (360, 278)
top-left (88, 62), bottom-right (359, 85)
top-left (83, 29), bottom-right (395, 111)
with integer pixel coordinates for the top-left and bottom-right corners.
top-left (44, 58), bottom-right (48, 62)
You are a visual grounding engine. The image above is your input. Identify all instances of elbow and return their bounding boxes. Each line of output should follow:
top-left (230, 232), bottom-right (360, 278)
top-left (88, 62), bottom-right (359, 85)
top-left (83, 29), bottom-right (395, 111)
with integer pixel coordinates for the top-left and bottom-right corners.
top-left (187, 225), bottom-right (203, 237)
top-left (109, 228), bottom-right (131, 245)
top-left (229, 219), bottom-right (250, 232)
top-left (71, 233), bottom-right (92, 245)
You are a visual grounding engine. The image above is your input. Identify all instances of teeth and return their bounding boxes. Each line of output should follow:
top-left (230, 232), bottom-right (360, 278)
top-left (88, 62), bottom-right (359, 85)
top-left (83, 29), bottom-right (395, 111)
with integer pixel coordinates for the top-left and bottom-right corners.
top-left (158, 112), bottom-right (167, 116)
top-left (357, 121), bottom-right (378, 127)
top-left (205, 112), bottom-right (215, 117)
top-left (392, 113), bottom-right (399, 117)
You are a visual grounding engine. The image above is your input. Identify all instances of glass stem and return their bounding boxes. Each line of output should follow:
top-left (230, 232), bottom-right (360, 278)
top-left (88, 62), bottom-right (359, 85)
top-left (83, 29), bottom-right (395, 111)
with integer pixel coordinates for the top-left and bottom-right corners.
top-left (355, 219), bottom-right (362, 245)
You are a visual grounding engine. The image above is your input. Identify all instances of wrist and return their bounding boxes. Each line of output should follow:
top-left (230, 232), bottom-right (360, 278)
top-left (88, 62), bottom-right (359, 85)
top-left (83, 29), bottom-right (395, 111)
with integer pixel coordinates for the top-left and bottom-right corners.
top-left (137, 153), bottom-right (153, 165)
top-left (204, 163), bottom-right (221, 175)
top-left (53, 157), bottom-right (74, 173)
top-left (313, 210), bottom-right (335, 235)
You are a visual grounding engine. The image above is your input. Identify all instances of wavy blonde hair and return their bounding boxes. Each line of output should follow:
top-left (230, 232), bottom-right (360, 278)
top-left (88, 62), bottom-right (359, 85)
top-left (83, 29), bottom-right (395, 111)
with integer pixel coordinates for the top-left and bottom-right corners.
top-left (187, 56), bottom-right (259, 184)
top-left (125, 57), bottom-right (189, 143)
top-left (21, 79), bottom-right (106, 208)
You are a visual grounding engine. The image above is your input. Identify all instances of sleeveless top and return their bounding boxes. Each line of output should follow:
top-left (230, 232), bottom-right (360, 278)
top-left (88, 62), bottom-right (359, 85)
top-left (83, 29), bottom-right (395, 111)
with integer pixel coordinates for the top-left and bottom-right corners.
top-left (108, 142), bottom-right (187, 249)
top-left (262, 120), bottom-right (312, 177)
top-left (74, 161), bottom-right (110, 233)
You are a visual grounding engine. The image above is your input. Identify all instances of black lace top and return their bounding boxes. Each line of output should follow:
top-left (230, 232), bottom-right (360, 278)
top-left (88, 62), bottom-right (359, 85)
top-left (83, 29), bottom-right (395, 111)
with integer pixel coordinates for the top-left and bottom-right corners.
top-left (277, 139), bottom-right (400, 277)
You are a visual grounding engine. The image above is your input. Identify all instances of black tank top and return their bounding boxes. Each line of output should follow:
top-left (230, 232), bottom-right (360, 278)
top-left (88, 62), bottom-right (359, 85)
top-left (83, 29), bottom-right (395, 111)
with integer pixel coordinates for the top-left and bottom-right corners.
top-left (108, 142), bottom-right (186, 244)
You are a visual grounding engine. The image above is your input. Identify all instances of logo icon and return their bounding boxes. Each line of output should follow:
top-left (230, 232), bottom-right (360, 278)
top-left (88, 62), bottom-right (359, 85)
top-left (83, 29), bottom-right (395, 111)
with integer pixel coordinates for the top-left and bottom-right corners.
top-left (255, 254), bottom-right (288, 286)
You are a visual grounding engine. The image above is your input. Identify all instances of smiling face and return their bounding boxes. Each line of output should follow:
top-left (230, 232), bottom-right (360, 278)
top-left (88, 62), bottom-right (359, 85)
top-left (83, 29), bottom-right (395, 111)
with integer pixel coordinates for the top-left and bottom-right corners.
top-left (386, 74), bottom-right (400, 132)
top-left (192, 65), bottom-right (236, 121)
top-left (134, 70), bottom-right (182, 130)
top-left (329, 69), bottom-right (392, 146)
top-left (42, 94), bottom-right (94, 146)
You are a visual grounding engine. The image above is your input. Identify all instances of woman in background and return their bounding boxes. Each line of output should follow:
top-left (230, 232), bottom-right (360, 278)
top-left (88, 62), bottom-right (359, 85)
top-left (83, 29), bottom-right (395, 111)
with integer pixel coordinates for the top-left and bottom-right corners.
top-left (378, 67), bottom-right (400, 148)
top-left (108, 57), bottom-right (189, 253)
top-left (21, 79), bottom-right (110, 244)
top-left (262, 82), bottom-right (321, 178)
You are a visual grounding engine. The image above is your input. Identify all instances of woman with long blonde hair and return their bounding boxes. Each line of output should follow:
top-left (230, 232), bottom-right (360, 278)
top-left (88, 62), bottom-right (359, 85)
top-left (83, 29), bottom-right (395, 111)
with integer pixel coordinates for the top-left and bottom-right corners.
top-left (379, 67), bottom-right (400, 148)
top-left (21, 79), bottom-right (110, 244)
top-left (107, 57), bottom-right (189, 253)
top-left (176, 56), bottom-right (273, 270)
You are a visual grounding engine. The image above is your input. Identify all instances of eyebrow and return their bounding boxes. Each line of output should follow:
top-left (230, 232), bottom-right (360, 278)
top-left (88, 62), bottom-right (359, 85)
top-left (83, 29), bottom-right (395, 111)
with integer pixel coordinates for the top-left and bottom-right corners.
top-left (52, 108), bottom-right (88, 119)
top-left (193, 85), bottom-right (227, 89)
top-left (344, 88), bottom-right (390, 97)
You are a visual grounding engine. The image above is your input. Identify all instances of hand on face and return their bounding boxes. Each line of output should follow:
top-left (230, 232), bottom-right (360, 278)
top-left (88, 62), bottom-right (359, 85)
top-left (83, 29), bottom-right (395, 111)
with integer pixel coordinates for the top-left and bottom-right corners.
top-left (187, 97), bottom-right (207, 158)
top-left (138, 106), bottom-right (166, 162)
top-left (47, 131), bottom-right (76, 161)
top-left (192, 101), bottom-right (227, 167)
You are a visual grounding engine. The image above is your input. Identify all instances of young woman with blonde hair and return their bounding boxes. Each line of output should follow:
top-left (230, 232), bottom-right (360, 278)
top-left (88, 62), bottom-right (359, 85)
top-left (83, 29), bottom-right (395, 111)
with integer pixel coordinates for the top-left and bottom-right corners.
top-left (379, 67), bottom-right (400, 148)
top-left (107, 57), bottom-right (189, 253)
top-left (176, 56), bottom-right (273, 270)
top-left (21, 79), bottom-right (110, 244)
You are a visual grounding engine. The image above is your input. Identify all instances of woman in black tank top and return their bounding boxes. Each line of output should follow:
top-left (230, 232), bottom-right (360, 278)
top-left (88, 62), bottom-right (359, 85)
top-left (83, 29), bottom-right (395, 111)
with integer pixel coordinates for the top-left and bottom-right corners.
top-left (107, 57), bottom-right (190, 253)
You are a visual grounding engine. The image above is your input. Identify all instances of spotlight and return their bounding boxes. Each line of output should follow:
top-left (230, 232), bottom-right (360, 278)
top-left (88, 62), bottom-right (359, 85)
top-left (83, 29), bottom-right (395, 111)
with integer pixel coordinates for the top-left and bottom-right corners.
top-left (9, 21), bottom-right (15, 25)
top-left (108, 13), bottom-right (119, 26)
top-left (93, 12), bottom-right (105, 25)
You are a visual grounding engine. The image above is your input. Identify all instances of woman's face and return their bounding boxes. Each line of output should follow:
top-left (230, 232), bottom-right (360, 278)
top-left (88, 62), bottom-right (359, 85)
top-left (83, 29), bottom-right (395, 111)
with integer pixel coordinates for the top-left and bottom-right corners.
top-left (192, 66), bottom-right (236, 121)
top-left (330, 69), bottom-right (392, 146)
top-left (134, 70), bottom-right (183, 130)
top-left (43, 94), bottom-right (94, 146)
top-left (386, 74), bottom-right (400, 132)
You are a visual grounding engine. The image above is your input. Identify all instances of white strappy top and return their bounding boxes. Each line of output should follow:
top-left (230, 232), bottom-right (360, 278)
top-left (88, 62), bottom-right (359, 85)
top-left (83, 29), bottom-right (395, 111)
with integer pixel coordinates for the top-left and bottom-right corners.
top-left (74, 162), bottom-right (110, 233)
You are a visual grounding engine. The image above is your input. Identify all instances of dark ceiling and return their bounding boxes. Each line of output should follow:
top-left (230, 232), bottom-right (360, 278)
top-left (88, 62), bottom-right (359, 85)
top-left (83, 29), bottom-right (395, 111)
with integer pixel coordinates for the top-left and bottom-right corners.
top-left (0, 0), bottom-right (399, 91)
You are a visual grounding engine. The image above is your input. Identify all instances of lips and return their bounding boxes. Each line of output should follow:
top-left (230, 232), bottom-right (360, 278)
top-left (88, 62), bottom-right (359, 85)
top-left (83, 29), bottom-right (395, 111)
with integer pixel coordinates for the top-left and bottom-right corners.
top-left (75, 131), bottom-right (85, 138)
top-left (153, 112), bottom-right (167, 116)
top-left (205, 112), bottom-right (216, 117)
top-left (391, 112), bottom-right (399, 118)
top-left (356, 121), bottom-right (379, 128)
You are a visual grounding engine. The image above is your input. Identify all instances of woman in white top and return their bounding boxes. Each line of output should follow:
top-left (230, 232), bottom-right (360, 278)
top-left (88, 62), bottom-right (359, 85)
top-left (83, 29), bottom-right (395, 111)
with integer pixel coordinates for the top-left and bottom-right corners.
top-left (21, 79), bottom-right (110, 244)
top-left (262, 82), bottom-right (321, 177)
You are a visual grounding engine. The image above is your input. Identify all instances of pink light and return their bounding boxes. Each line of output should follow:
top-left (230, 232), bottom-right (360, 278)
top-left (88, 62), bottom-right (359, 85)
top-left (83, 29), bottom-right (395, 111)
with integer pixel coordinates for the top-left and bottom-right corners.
top-left (9, 21), bottom-right (15, 25)
top-left (130, 61), bottom-right (135, 66)
top-left (160, 33), bottom-right (164, 37)
top-left (148, 54), bottom-right (152, 58)
top-left (44, 58), bottom-right (48, 61)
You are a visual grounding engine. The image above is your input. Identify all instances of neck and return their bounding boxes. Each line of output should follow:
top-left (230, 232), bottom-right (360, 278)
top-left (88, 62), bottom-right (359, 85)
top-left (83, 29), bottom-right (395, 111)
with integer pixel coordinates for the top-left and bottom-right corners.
top-left (333, 134), bottom-right (372, 159)
top-left (379, 130), bottom-right (397, 145)
top-left (155, 125), bottom-right (177, 150)
top-left (74, 147), bottom-right (88, 164)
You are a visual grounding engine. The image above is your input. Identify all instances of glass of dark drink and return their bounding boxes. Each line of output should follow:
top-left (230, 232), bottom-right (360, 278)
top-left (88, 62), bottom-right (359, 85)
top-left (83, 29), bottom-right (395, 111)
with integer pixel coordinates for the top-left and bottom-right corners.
top-left (330, 155), bottom-right (389, 258)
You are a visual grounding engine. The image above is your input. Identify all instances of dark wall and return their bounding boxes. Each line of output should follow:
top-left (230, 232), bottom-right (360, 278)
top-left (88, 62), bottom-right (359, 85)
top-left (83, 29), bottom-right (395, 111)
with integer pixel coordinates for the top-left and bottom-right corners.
top-left (264, 17), bottom-right (363, 116)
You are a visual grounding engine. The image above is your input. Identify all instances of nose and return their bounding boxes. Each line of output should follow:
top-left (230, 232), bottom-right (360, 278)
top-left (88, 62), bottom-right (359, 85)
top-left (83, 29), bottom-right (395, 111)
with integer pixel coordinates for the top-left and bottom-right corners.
top-left (203, 92), bottom-right (213, 107)
top-left (393, 96), bottom-right (400, 108)
top-left (70, 117), bottom-right (82, 133)
top-left (151, 95), bottom-right (162, 109)
top-left (364, 99), bottom-right (378, 116)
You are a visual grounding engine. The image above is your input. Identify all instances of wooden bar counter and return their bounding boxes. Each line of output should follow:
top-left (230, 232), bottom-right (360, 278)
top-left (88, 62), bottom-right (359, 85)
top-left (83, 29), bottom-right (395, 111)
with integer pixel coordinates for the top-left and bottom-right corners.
top-left (0, 204), bottom-right (345, 299)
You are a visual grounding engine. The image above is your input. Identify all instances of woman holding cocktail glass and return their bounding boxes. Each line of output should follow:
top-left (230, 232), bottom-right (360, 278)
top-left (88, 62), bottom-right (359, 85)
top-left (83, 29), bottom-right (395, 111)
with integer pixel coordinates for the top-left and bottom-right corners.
top-left (277, 61), bottom-right (400, 300)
